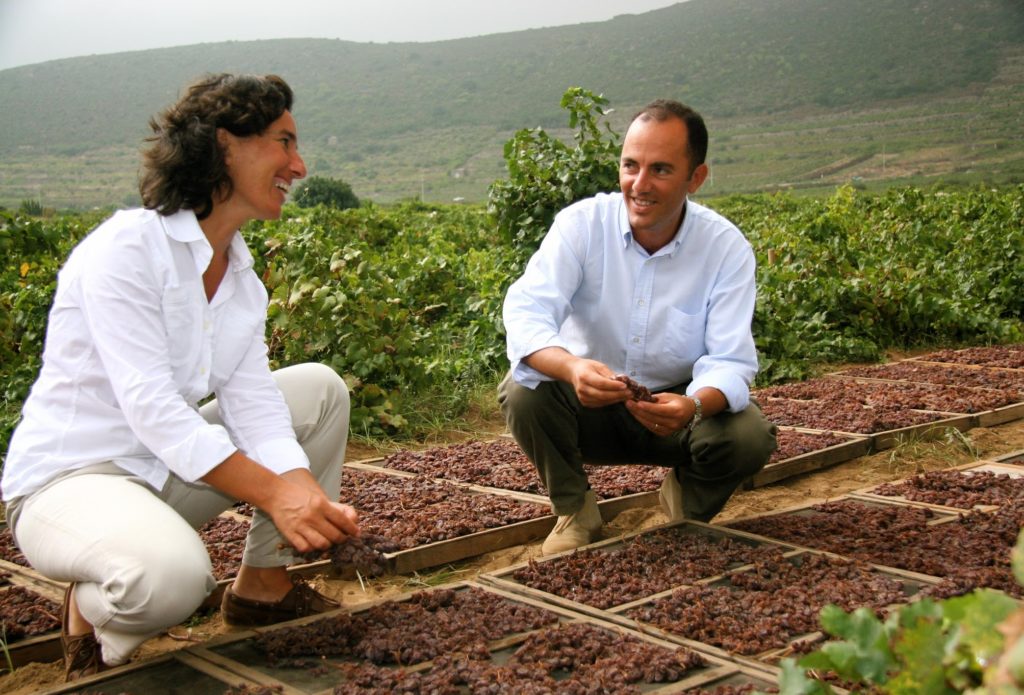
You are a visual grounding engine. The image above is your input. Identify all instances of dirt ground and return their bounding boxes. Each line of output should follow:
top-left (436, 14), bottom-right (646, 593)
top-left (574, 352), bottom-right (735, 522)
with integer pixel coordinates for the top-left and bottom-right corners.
top-left (4, 415), bottom-right (1024, 694)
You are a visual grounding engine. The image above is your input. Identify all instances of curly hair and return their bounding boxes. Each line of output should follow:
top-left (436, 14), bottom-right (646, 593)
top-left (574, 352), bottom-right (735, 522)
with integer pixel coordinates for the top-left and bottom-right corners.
top-left (139, 73), bottom-right (294, 219)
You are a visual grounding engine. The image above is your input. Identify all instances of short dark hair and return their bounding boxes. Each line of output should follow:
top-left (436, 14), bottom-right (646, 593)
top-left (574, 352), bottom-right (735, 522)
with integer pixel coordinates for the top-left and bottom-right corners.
top-left (629, 100), bottom-right (708, 171)
top-left (139, 73), bottom-right (294, 219)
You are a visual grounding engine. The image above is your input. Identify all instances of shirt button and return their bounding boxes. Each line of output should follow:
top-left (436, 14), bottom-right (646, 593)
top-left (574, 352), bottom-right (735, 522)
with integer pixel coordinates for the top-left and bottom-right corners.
top-left (630, 370), bottom-right (636, 376)
top-left (633, 337), bottom-right (640, 343)
top-left (638, 299), bottom-right (644, 306)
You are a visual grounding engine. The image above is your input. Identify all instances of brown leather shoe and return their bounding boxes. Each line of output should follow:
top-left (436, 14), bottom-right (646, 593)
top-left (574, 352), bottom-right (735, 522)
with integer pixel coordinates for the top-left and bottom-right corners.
top-left (221, 577), bottom-right (341, 627)
top-left (61, 584), bottom-right (107, 682)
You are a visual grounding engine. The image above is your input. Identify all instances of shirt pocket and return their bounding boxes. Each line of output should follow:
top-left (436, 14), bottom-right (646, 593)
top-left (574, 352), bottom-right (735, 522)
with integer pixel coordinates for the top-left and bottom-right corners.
top-left (665, 306), bottom-right (707, 364)
top-left (161, 287), bottom-right (202, 370)
top-left (212, 311), bottom-right (264, 381)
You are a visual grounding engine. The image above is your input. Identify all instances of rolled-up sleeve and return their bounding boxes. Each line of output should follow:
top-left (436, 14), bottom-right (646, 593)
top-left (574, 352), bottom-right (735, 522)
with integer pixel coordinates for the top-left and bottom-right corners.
top-left (502, 217), bottom-right (583, 388)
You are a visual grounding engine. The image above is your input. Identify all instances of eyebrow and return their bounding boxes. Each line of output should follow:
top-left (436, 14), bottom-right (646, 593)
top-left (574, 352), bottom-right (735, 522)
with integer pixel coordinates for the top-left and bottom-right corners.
top-left (272, 128), bottom-right (298, 144)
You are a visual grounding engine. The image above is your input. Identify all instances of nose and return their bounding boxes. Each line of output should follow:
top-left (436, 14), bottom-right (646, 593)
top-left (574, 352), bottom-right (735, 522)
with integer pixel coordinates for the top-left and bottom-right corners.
top-left (291, 150), bottom-right (307, 180)
top-left (632, 166), bottom-right (650, 192)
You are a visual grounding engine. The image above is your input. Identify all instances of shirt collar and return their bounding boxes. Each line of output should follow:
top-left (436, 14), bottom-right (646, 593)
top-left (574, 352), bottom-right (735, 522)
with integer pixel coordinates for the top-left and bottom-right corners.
top-left (161, 209), bottom-right (255, 274)
top-left (616, 195), bottom-right (690, 257)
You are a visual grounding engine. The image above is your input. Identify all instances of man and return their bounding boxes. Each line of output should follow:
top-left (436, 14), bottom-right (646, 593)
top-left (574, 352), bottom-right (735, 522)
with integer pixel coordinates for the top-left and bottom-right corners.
top-left (499, 99), bottom-right (777, 555)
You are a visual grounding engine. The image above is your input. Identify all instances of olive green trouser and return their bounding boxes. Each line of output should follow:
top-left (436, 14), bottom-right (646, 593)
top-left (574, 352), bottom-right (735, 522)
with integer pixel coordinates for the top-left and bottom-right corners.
top-left (498, 372), bottom-right (777, 522)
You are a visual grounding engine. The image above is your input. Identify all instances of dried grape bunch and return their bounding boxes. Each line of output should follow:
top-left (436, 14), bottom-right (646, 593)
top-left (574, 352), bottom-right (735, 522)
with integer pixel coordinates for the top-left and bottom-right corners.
top-left (296, 533), bottom-right (402, 577)
top-left (614, 374), bottom-right (656, 402)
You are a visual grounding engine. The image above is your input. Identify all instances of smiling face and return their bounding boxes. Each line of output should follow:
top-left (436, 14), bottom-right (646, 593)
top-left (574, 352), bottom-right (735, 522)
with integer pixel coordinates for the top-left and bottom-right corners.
top-left (619, 115), bottom-right (708, 249)
top-left (218, 110), bottom-right (307, 223)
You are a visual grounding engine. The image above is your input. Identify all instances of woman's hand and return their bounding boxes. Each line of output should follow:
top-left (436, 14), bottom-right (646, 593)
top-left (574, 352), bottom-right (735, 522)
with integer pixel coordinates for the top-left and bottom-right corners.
top-left (269, 469), bottom-right (360, 553)
top-left (202, 452), bottom-right (360, 554)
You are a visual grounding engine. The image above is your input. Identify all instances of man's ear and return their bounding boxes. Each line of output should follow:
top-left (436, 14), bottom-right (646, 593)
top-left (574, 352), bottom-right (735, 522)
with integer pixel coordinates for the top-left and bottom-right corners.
top-left (687, 163), bottom-right (709, 194)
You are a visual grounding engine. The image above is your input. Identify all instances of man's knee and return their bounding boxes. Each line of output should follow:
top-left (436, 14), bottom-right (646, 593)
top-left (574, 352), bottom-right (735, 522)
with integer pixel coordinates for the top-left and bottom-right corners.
top-left (692, 408), bottom-right (777, 476)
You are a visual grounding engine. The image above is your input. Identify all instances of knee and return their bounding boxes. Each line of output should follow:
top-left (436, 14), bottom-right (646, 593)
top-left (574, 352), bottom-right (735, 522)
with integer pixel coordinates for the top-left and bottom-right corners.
top-left (499, 374), bottom-right (554, 425)
top-left (692, 415), bottom-right (777, 476)
top-left (104, 542), bottom-right (214, 628)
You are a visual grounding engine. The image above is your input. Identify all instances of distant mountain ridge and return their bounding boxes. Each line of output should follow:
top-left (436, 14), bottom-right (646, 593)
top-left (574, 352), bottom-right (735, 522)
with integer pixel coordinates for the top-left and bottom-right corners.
top-left (1, 0), bottom-right (1022, 207)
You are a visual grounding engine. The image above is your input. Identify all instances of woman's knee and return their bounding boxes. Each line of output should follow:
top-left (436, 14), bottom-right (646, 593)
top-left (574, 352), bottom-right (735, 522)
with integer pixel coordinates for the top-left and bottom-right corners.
top-left (91, 540), bottom-right (214, 630)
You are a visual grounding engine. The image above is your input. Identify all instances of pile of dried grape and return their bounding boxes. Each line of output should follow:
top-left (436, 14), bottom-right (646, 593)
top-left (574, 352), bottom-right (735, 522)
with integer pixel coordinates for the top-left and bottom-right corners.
top-left (756, 377), bottom-right (1020, 414)
top-left (255, 586), bottom-right (705, 693)
top-left (917, 344), bottom-right (1024, 369)
top-left (627, 553), bottom-right (908, 656)
top-left (0, 528), bottom-right (29, 567)
top-left (0, 585), bottom-right (61, 641)
top-left (769, 430), bottom-right (851, 464)
top-left (511, 529), bottom-right (786, 609)
top-left (377, 439), bottom-right (665, 498)
top-left (758, 397), bottom-right (942, 433)
top-left (334, 622), bottom-right (706, 694)
top-left (836, 361), bottom-right (1024, 392)
top-left (726, 499), bottom-right (1024, 598)
top-left (381, 440), bottom-right (545, 493)
top-left (256, 587), bottom-right (556, 664)
top-left (199, 516), bottom-right (248, 580)
top-left (684, 684), bottom-right (778, 695)
top-left (342, 469), bottom-right (549, 549)
top-left (870, 469), bottom-right (1024, 509)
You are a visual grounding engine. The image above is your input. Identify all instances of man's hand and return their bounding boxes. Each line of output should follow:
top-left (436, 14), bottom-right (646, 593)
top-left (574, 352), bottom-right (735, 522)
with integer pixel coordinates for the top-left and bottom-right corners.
top-left (523, 348), bottom-right (630, 408)
top-left (625, 387), bottom-right (727, 436)
top-left (567, 358), bottom-right (632, 407)
top-left (624, 392), bottom-right (694, 434)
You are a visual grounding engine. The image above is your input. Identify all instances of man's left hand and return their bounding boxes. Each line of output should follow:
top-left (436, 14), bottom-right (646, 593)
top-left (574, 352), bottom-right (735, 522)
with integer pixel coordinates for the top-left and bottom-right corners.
top-left (624, 392), bottom-right (694, 436)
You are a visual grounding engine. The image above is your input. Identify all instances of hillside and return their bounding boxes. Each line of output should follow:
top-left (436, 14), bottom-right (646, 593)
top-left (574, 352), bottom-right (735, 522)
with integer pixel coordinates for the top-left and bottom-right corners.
top-left (1, 0), bottom-right (1022, 208)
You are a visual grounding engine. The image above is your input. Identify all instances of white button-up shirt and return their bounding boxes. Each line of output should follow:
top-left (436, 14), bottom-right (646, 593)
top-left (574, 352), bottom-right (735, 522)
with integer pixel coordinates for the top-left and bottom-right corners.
top-left (503, 192), bottom-right (759, 411)
top-left (2, 208), bottom-right (308, 501)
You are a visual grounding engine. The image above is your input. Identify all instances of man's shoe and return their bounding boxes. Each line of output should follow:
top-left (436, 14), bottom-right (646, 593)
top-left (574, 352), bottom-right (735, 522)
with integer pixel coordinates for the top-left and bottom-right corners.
top-left (541, 490), bottom-right (602, 555)
top-left (61, 584), bottom-right (107, 682)
top-left (221, 577), bottom-right (341, 627)
top-left (659, 469), bottom-right (685, 522)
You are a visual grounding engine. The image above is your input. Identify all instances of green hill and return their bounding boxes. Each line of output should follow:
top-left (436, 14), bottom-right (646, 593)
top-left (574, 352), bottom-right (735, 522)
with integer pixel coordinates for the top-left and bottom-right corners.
top-left (1, 0), bottom-right (1022, 208)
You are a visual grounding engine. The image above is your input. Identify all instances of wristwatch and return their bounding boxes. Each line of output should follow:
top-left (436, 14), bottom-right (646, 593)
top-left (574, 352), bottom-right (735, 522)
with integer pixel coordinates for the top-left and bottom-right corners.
top-left (688, 396), bottom-right (703, 431)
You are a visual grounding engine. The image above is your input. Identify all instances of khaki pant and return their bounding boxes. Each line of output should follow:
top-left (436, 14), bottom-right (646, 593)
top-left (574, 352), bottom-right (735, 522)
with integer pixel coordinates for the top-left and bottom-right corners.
top-left (498, 371), bottom-right (777, 521)
top-left (7, 363), bottom-right (349, 665)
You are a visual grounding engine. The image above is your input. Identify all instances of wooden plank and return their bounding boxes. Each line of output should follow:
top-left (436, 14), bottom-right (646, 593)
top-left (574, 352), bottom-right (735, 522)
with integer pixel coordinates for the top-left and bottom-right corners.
top-left (977, 402), bottom-right (1024, 427)
top-left (994, 449), bottom-right (1024, 464)
top-left (746, 432), bottom-right (872, 488)
top-left (870, 412), bottom-right (976, 450)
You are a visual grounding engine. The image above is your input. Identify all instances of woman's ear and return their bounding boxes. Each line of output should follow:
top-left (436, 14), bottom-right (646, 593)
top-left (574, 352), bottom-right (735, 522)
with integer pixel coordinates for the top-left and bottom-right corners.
top-left (216, 128), bottom-right (233, 163)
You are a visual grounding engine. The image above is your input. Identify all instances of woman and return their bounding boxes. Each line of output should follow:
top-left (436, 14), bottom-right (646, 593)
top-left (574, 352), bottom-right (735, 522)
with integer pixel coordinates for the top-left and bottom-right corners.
top-left (1, 73), bottom-right (359, 681)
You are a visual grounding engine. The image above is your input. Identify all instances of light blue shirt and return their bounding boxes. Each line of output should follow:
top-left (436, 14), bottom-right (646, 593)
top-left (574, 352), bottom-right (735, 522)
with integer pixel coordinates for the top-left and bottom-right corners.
top-left (503, 192), bottom-right (759, 412)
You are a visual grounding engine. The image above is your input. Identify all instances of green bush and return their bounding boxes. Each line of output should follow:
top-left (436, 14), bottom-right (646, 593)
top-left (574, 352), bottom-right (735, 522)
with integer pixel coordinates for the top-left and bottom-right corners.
top-left (487, 86), bottom-right (621, 271)
top-left (771, 529), bottom-right (1024, 694)
top-left (292, 176), bottom-right (360, 210)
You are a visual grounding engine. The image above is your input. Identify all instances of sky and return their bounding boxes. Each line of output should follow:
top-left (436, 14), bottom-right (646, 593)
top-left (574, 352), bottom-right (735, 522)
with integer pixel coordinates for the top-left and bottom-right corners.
top-left (0, 0), bottom-right (684, 72)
